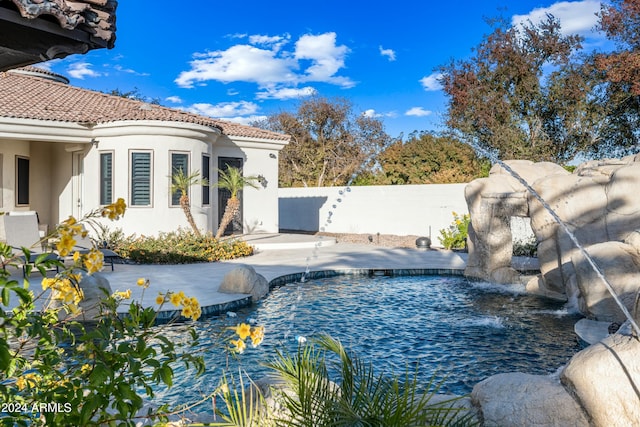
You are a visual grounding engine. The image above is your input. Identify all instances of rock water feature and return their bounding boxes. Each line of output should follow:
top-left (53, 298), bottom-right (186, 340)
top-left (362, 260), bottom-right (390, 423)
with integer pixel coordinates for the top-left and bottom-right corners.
top-left (464, 155), bottom-right (640, 426)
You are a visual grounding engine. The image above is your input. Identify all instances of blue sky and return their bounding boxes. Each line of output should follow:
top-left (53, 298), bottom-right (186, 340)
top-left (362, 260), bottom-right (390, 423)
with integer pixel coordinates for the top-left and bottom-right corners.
top-left (43, 0), bottom-right (609, 139)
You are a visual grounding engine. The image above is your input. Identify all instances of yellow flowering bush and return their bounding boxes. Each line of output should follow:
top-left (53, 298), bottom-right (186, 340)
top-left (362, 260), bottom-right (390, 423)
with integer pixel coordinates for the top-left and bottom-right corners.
top-left (0, 199), bottom-right (217, 425)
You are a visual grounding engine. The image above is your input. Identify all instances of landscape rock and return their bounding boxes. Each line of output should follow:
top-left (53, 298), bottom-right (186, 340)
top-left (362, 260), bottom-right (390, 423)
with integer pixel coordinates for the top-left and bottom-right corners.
top-left (219, 265), bottom-right (269, 302)
top-left (571, 241), bottom-right (640, 322)
top-left (562, 326), bottom-right (640, 427)
top-left (471, 372), bottom-right (589, 427)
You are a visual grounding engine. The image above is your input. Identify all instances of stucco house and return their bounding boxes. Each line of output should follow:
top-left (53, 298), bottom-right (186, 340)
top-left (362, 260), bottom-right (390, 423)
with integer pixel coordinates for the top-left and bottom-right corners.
top-left (0, 67), bottom-right (289, 237)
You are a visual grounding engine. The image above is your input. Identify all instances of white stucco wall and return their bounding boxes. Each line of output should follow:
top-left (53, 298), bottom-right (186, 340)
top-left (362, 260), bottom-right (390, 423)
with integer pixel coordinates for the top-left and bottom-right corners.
top-left (83, 121), bottom-right (217, 237)
top-left (214, 136), bottom-right (284, 234)
top-left (279, 184), bottom-right (469, 239)
top-left (0, 118), bottom-right (287, 239)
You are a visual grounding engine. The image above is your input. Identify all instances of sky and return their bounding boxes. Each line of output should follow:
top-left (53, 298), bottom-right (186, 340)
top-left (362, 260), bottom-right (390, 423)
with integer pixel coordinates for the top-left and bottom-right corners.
top-left (41, 0), bottom-right (611, 139)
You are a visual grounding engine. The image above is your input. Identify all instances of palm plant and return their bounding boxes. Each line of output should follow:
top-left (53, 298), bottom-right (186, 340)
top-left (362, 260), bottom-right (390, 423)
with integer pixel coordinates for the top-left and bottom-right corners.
top-left (262, 335), bottom-right (478, 426)
top-left (214, 167), bottom-right (260, 239)
top-left (170, 168), bottom-right (207, 236)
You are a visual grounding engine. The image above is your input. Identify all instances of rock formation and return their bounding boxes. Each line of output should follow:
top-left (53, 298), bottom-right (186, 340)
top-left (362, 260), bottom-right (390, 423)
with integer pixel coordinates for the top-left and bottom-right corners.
top-left (465, 155), bottom-right (640, 322)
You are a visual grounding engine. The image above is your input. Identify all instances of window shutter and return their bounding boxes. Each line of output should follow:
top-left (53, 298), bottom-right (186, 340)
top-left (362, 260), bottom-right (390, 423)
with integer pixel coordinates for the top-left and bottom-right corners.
top-left (100, 153), bottom-right (113, 205)
top-left (131, 152), bottom-right (151, 206)
top-left (202, 154), bottom-right (210, 206)
top-left (171, 153), bottom-right (188, 206)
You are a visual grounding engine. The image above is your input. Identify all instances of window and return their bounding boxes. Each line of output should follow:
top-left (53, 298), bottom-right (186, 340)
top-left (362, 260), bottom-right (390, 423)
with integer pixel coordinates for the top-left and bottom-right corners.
top-left (130, 151), bottom-right (152, 206)
top-left (16, 156), bottom-right (29, 206)
top-left (100, 152), bottom-right (113, 205)
top-left (170, 152), bottom-right (189, 206)
top-left (202, 154), bottom-right (210, 206)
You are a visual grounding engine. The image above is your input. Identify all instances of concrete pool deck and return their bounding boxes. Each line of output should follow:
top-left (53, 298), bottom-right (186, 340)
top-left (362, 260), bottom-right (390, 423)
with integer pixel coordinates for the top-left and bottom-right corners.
top-left (8, 233), bottom-right (540, 319)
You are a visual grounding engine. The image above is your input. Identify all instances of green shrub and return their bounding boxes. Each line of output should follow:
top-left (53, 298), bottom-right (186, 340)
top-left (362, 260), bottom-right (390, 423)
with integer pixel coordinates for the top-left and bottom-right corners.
top-left (438, 212), bottom-right (471, 250)
top-left (116, 229), bottom-right (254, 264)
top-left (513, 235), bottom-right (538, 257)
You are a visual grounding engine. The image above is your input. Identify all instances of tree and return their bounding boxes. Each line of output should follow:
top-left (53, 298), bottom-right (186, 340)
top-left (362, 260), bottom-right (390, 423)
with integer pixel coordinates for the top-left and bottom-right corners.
top-left (439, 16), bottom-right (599, 163)
top-left (170, 169), bottom-right (206, 236)
top-left (214, 167), bottom-right (260, 239)
top-left (107, 87), bottom-right (161, 104)
top-left (255, 96), bottom-right (394, 187)
top-left (374, 132), bottom-right (488, 184)
top-left (583, 0), bottom-right (640, 157)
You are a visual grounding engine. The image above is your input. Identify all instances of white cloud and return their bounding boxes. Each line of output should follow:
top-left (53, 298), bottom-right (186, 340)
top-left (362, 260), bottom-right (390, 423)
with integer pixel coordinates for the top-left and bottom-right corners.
top-left (363, 109), bottom-right (381, 118)
top-left (175, 45), bottom-right (296, 88)
top-left (512, 1), bottom-right (602, 38)
top-left (379, 46), bottom-right (396, 61)
top-left (184, 101), bottom-right (259, 118)
top-left (165, 96), bottom-right (183, 104)
top-left (405, 107), bottom-right (432, 117)
top-left (220, 115), bottom-right (269, 126)
top-left (176, 32), bottom-right (354, 90)
top-left (67, 62), bottom-right (101, 79)
top-left (256, 86), bottom-right (317, 100)
top-left (420, 73), bottom-right (443, 91)
top-left (295, 32), bottom-right (354, 87)
top-left (113, 64), bottom-right (150, 76)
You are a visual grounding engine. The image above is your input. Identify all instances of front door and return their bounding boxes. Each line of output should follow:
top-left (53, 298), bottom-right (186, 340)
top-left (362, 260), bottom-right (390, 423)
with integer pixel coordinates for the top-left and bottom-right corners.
top-left (217, 157), bottom-right (243, 236)
top-left (72, 152), bottom-right (84, 218)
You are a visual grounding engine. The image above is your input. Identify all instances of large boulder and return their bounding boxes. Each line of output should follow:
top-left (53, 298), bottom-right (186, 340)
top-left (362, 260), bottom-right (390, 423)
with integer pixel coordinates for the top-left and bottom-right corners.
top-left (570, 241), bottom-right (640, 322)
top-left (562, 324), bottom-right (640, 427)
top-left (219, 265), bottom-right (269, 302)
top-left (471, 372), bottom-right (589, 427)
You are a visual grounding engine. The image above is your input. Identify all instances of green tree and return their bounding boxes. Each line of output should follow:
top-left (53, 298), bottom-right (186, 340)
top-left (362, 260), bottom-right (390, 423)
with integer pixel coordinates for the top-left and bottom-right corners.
top-left (170, 168), bottom-right (207, 237)
top-left (255, 96), bottom-right (394, 187)
top-left (439, 15), bottom-right (598, 163)
top-left (375, 132), bottom-right (488, 184)
top-left (214, 166), bottom-right (260, 239)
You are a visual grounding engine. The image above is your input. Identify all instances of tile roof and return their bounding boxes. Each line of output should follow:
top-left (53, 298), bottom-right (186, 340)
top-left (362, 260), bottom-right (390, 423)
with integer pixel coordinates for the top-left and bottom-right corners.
top-left (0, 68), bottom-right (290, 142)
top-left (5, 0), bottom-right (117, 48)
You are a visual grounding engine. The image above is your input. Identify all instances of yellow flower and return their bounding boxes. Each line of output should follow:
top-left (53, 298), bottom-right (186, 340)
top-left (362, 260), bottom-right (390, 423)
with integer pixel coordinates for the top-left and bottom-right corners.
top-left (181, 306), bottom-right (193, 318)
top-left (169, 293), bottom-right (182, 307)
top-left (234, 323), bottom-right (251, 340)
top-left (16, 372), bottom-right (38, 391)
top-left (136, 278), bottom-right (149, 288)
top-left (155, 295), bottom-right (165, 305)
top-left (56, 233), bottom-right (77, 257)
top-left (72, 251), bottom-right (81, 263)
top-left (229, 339), bottom-right (246, 354)
top-left (80, 364), bottom-right (91, 375)
top-left (83, 249), bottom-right (104, 274)
top-left (113, 289), bottom-right (132, 300)
top-left (250, 326), bottom-right (265, 347)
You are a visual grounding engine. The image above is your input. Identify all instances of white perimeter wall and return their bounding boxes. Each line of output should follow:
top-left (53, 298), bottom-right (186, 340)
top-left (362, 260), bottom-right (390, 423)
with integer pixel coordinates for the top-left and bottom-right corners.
top-left (279, 184), bottom-right (469, 240)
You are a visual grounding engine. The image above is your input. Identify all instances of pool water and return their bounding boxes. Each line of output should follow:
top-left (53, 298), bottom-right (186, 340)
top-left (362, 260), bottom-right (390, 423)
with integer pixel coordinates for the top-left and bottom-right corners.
top-left (153, 275), bottom-right (583, 416)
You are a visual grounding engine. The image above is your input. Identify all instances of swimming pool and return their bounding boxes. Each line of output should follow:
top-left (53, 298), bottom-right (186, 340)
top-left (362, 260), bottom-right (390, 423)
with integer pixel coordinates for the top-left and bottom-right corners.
top-left (152, 274), bottom-right (582, 416)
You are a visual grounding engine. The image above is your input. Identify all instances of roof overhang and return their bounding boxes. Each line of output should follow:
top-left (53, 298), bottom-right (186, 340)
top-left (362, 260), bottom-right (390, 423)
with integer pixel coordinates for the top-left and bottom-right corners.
top-left (0, 0), bottom-right (117, 71)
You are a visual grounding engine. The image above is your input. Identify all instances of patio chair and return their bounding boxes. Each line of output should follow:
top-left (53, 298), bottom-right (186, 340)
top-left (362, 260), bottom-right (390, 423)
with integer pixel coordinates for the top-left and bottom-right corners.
top-left (73, 230), bottom-right (120, 271)
top-left (2, 212), bottom-right (60, 276)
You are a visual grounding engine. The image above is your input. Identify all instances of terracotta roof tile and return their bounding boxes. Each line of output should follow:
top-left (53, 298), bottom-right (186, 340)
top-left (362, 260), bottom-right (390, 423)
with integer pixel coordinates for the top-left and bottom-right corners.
top-left (0, 69), bottom-right (290, 142)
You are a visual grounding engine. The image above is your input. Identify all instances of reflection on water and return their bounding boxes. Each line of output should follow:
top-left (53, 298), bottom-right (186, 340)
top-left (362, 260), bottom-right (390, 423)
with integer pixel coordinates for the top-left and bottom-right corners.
top-left (151, 275), bottom-right (583, 416)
